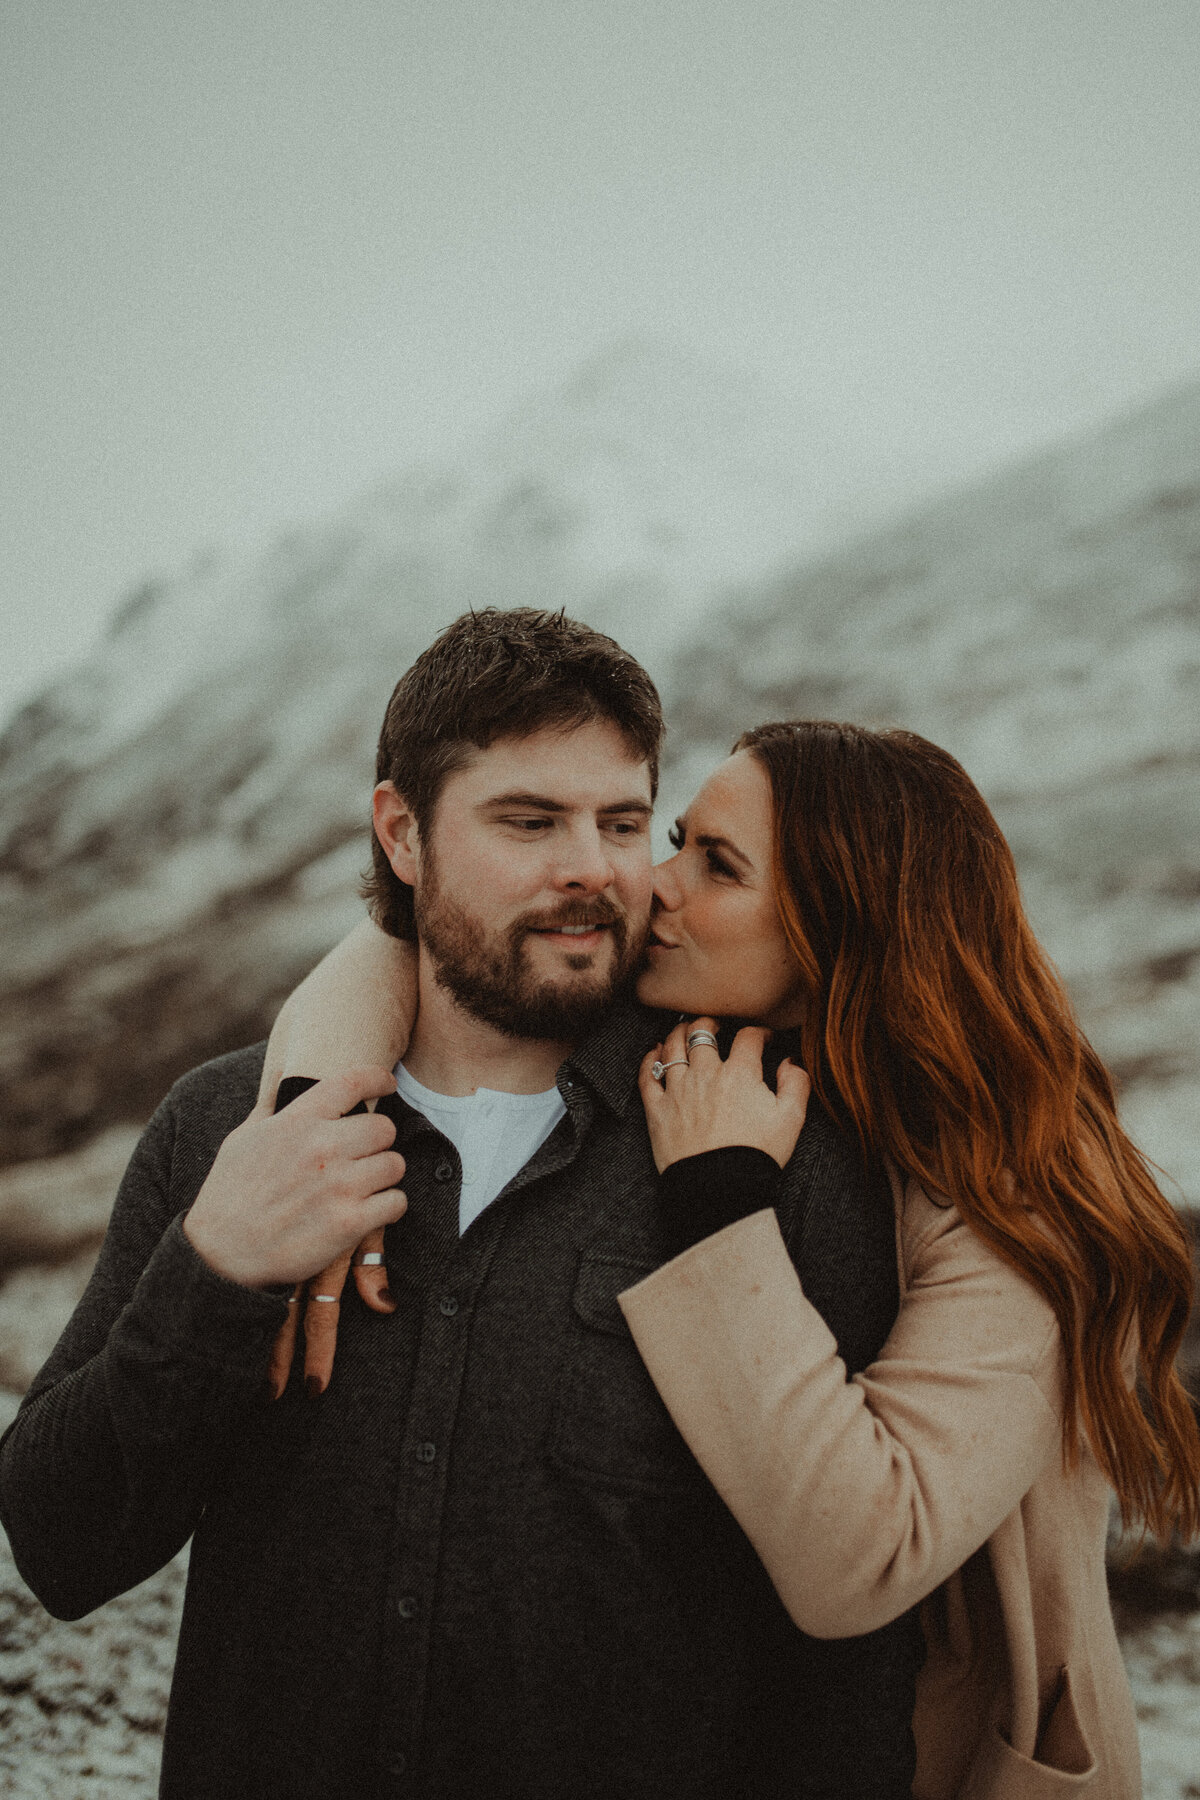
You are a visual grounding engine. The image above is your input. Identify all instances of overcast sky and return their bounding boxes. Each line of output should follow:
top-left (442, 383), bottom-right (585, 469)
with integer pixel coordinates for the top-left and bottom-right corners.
top-left (3, 0), bottom-right (1199, 723)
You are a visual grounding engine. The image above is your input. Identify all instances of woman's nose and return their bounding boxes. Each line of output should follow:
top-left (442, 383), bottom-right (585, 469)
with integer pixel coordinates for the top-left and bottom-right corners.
top-left (651, 854), bottom-right (683, 910)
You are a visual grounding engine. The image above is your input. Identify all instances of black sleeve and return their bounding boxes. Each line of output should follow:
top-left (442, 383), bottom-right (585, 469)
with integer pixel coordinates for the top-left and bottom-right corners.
top-left (656, 1145), bottom-right (783, 1258)
top-left (0, 1074), bottom-right (288, 1621)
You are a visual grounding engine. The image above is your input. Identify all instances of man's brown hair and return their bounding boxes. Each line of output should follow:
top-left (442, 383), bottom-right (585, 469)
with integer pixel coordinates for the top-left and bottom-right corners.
top-left (363, 607), bottom-right (663, 938)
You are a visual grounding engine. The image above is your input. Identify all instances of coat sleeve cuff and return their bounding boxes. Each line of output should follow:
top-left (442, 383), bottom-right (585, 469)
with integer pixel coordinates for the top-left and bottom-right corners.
top-left (657, 1145), bottom-right (783, 1256)
top-left (127, 1214), bottom-right (290, 1369)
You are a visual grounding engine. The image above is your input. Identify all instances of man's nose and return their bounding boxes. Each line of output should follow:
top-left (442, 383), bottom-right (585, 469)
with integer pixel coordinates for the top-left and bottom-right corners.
top-left (554, 828), bottom-right (616, 892)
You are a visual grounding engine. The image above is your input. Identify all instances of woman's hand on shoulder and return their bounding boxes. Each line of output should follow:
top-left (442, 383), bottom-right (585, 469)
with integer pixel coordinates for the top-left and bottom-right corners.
top-left (638, 1016), bottom-right (811, 1174)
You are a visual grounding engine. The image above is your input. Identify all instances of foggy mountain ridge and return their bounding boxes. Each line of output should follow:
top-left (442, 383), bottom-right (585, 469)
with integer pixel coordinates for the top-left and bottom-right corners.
top-left (0, 349), bottom-right (1197, 1201)
top-left (0, 340), bottom-right (872, 1166)
top-left (656, 374), bottom-right (1200, 1205)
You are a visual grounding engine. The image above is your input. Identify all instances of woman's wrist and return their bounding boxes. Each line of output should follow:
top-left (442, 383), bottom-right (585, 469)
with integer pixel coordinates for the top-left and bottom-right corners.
top-left (657, 1145), bottom-right (783, 1258)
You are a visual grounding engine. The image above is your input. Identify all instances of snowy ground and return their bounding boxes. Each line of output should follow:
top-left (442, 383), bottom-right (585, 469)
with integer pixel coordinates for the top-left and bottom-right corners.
top-left (0, 1530), bottom-right (185, 1800)
top-left (0, 1378), bottom-right (1196, 1798)
top-left (1120, 1612), bottom-right (1200, 1799)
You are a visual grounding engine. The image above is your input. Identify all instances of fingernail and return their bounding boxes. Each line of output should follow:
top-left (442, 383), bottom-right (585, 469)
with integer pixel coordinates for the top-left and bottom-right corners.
top-left (263, 1379), bottom-right (281, 1403)
top-left (380, 1286), bottom-right (395, 1307)
top-left (306, 1375), bottom-right (323, 1399)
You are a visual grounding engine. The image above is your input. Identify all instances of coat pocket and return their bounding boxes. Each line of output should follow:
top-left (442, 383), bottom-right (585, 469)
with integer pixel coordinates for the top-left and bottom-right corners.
top-left (960, 1668), bottom-right (1098, 1797)
top-left (548, 1252), bottom-right (699, 1495)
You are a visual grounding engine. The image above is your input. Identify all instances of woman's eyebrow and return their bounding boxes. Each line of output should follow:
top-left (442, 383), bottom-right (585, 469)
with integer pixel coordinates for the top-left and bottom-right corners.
top-left (693, 830), bottom-right (752, 869)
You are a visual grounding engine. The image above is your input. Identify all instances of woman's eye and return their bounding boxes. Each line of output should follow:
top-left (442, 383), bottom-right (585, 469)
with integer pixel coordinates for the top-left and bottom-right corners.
top-left (667, 823), bottom-right (684, 849)
top-left (705, 848), bottom-right (736, 879)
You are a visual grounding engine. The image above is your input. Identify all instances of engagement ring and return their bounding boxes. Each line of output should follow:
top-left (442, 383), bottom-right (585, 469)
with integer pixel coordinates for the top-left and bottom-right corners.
top-left (651, 1058), bottom-right (690, 1083)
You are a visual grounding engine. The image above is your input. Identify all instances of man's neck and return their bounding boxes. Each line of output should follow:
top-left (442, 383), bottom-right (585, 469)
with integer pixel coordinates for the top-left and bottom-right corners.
top-left (402, 953), bottom-right (573, 1097)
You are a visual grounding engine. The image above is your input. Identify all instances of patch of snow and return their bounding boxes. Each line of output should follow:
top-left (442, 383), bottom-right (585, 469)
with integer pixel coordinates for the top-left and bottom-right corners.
top-left (1121, 1611), bottom-right (1200, 1800)
top-left (0, 1527), bottom-right (186, 1799)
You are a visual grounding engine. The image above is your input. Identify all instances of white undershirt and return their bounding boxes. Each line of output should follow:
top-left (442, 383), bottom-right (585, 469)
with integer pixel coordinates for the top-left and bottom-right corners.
top-left (393, 1062), bottom-right (567, 1235)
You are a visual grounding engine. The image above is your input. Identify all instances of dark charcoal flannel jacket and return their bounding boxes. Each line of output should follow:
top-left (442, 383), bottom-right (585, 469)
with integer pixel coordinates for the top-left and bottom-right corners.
top-left (0, 999), bottom-right (921, 1800)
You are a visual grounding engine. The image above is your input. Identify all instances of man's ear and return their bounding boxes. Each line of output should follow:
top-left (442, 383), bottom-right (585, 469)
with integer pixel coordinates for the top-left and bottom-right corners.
top-left (372, 782), bottom-right (420, 888)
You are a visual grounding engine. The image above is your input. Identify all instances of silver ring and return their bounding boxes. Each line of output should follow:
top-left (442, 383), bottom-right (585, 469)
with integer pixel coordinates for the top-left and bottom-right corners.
top-left (311, 1294), bottom-right (339, 1303)
top-left (686, 1030), bottom-right (719, 1052)
top-left (355, 1252), bottom-right (385, 1266)
top-left (286, 1295), bottom-right (300, 1304)
top-left (651, 1058), bottom-right (690, 1083)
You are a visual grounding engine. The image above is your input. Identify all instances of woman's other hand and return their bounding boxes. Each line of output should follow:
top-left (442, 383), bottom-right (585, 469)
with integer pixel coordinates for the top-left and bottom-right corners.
top-left (258, 921), bottom-right (416, 1397)
top-left (266, 1222), bottom-right (395, 1401)
top-left (638, 1017), bottom-right (811, 1174)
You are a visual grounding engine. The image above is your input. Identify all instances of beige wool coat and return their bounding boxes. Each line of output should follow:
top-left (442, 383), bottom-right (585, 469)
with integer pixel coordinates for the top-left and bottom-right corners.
top-left (618, 1171), bottom-right (1142, 1799)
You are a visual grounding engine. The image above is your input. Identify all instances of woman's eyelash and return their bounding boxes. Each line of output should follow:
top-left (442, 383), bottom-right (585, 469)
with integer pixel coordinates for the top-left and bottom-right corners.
top-left (670, 821), bottom-right (735, 878)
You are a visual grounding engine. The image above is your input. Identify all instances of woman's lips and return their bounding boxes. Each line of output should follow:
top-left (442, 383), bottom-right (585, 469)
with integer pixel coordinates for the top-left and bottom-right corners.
top-left (645, 932), bottom-right (679, 951)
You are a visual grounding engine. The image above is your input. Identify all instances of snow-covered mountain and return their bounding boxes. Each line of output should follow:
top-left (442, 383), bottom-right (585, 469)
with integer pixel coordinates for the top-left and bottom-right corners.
top-left (0, 347), bottom-right (1196, 1198)
top-left (0, 341), bottom-right (870, 1164)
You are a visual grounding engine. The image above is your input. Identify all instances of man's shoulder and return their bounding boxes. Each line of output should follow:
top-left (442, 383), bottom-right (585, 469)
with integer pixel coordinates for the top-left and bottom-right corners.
top-left (566, 997), bottom-right (666, 1119)
top-left (160, 1041), bottom-right (268, 1148)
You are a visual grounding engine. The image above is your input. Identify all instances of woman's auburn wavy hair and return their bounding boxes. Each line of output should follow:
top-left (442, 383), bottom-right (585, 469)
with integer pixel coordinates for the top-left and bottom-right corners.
top-left (738, 719), bottom-right (1200, 1541)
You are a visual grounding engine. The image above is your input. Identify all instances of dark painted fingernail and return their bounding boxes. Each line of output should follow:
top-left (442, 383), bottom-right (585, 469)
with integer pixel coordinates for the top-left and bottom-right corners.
top-left (263, 1379), bottom-right (280, 1403)
top-left (306, 1375), bottom-right (323, 1399)
top-left (380, 1286), bottom-right (395, 1307)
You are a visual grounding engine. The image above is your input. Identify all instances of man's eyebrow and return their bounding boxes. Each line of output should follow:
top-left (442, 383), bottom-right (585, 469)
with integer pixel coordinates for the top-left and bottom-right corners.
top-left (480, 791), bottom-right (568, 812)
top-left (598, 798), bottom-right (653, 818)
top-left (479, 791), bottom-right (653, 816)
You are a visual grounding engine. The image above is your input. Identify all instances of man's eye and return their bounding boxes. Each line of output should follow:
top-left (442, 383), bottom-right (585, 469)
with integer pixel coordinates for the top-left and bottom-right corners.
top-left (608, 819), bottom-right (645, 836)
top-left (507, 817), bottom-right (552, 832)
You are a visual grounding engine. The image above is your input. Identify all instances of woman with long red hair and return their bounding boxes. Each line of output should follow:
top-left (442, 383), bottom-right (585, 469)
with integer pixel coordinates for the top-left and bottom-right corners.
top-left (264, 719), bottom-right (1199, 1798)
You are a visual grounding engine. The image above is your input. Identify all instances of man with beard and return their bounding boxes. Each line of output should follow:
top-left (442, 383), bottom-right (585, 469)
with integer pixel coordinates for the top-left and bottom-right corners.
top-left (0, 609), bottom-right (920, 1800)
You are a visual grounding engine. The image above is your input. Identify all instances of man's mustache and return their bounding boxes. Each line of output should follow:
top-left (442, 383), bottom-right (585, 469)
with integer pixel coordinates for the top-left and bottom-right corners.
top-left (517, 899), bottom-right (626, 933)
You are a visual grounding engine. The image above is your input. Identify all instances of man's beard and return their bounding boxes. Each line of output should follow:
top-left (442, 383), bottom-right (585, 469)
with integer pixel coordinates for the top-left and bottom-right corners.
top-left (414, 865), bottom-right (643, 1041)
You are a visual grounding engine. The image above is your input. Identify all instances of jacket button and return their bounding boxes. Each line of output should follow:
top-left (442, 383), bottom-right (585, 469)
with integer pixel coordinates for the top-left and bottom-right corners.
top-left (397, 1595), bottom-right (419, 1620)
top-left (416, 1441), bottom-right (436, 1464)
top-left (434, 1160), bottom-right (454, 1182)
top-left (439, 1296), bottom-right (459, 1317)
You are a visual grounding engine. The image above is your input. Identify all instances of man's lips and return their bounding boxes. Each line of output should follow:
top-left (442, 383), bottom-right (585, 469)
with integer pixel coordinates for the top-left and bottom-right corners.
top-left (530, 923), bottom-right (611, 943)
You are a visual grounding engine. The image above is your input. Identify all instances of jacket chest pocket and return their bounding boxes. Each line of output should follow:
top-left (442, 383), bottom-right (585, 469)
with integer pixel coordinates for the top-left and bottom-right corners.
top-left (549, 1252), bottom-right (698, 1495)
